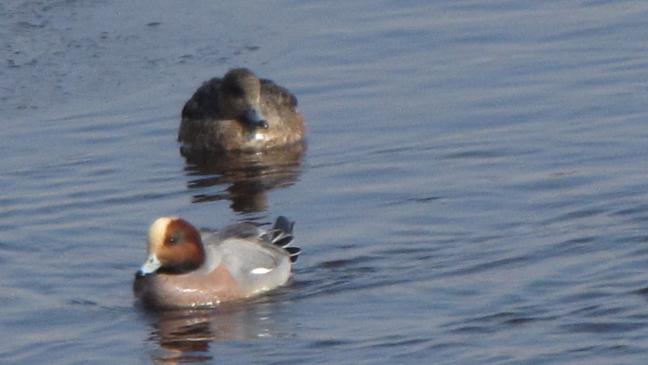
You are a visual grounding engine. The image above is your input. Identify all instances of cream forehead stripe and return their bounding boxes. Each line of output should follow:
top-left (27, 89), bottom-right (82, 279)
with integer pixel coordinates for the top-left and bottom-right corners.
top-left (148, 217), bottom-right (175, 252)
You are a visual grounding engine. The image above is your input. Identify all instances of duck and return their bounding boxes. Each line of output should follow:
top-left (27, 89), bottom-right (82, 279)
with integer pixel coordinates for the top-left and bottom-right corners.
top-left (178, 68), bottom-right (305, 153)
top-left (133, 216), bottom-right (300, 308)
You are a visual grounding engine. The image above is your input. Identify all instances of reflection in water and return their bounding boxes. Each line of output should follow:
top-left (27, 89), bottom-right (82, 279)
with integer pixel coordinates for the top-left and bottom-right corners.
top-left (181, 143), bottom-right (306, 213)
top-left (143, 298), bottom-right (287, 364)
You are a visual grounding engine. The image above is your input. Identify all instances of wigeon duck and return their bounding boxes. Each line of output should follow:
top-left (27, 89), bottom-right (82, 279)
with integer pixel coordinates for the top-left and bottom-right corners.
top-left (133, 216), bottom-right (300, 308)
top-left (178, 68), bottom-right (306, 153)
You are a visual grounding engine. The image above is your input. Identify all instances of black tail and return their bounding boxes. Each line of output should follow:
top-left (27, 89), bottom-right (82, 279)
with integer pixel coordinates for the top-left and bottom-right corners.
top-left (268, 216), bottom-right (301, 263)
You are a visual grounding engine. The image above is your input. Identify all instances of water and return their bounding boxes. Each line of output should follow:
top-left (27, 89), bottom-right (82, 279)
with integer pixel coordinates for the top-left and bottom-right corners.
top-left (3, 0), bottom-right (648, 363)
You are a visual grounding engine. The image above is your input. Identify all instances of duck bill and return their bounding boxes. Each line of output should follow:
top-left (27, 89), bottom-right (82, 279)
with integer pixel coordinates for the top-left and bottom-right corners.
top-left (242, 106), bottom-right (268, 129)
top-left (137, 254), bottom-right (161, 276)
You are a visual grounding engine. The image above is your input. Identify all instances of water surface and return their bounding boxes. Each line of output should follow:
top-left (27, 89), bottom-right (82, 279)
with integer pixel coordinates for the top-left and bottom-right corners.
top-left (3, 1), bottom-right (648, 364)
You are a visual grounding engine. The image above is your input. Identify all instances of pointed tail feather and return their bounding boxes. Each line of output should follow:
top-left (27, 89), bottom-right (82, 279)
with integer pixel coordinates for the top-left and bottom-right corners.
top-left (269, 216), bottom-right (300, 262)
top-left (285, 246), bottom-right (301, 263)
top-left (269, 216), bottom-right (294, 247)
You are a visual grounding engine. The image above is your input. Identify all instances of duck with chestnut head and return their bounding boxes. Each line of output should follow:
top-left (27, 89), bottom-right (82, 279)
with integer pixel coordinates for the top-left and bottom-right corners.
top-left (133, 216), bottom-right (300, 308)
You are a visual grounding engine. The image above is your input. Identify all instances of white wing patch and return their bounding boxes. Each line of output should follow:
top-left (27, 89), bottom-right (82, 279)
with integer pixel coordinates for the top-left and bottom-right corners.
top-left (250, 267), bottom-right (272, 275)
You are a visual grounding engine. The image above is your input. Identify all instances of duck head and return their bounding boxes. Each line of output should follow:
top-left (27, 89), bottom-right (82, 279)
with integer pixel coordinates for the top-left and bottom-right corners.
top-left (219, 68), bottom-right (269, 129)
top-left (136, 217), bottom-right (206, 277)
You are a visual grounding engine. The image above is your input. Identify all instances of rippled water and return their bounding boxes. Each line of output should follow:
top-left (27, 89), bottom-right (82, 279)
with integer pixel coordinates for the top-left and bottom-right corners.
top-left (3, 0), bottom-right (648, 364)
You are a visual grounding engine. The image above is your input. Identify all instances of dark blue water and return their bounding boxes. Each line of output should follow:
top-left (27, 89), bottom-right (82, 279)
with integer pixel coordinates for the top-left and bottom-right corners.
top-left (3, 1), bottom-right (648, 364)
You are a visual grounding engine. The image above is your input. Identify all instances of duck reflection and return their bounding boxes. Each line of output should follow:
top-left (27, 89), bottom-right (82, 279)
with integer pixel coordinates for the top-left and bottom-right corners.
top-left (181, 143), bottom-right (305, 213)
top-left (144, 297), bottom-right (289, 364)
